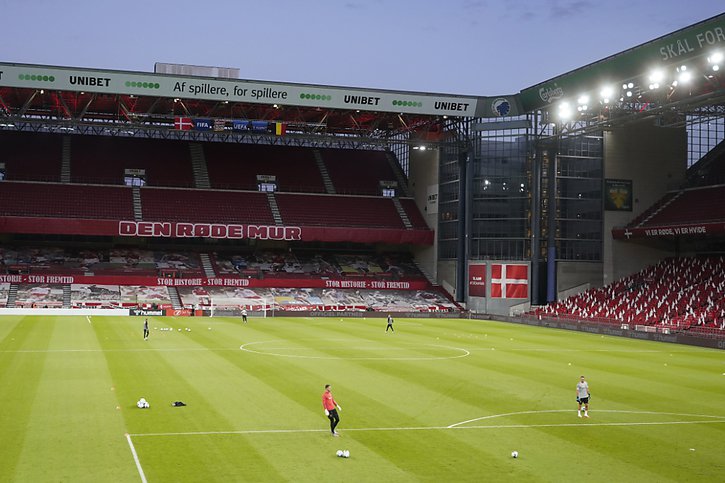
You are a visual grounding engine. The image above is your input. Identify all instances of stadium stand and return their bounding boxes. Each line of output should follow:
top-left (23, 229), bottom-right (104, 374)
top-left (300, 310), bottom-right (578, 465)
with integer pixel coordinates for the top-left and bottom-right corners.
top-left (275, 193), bottom-right (405, 228)
top-left (0, 283), bottom-right (8, 307)
top-left (0, 182), bottom-right (134, 219)
top-left (140, 187), bottom-right (275, 225)
top-left (14, 284), bottom-right (64, 308)
top-left (70, 136), bottom-right (194, 186)
top-left (627, 185), bottom-right (725, 228)
top-left (0, 132), bottom-right (63, 182)
top-left (176, 286), bottom-right (457, 312)
top-left (204, 143), bottom-right (325, 192)
top-left (70, 284), bottom-right (171, 309)
top-left (320, 148), bottom-right (398, 195)
top-left (212, 251), bottom-right (426, 280)
top-left (0, 247), bottom-right (202, 277)
top-left (534, 256), bottom-right (725, 334)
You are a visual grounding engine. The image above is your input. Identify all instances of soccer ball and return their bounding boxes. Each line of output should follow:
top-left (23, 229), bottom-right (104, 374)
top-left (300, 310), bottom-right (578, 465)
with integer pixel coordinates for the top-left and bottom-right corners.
top-left (511, 451), bottom-right (519, 458)
top-left (336, 450), bottom-right (343, 457)
top-left (343, 450), bottom-right (350, 458)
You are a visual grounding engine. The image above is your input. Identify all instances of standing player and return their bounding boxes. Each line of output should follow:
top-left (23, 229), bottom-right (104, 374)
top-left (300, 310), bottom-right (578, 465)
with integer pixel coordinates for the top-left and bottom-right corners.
top-left (386, 314), bottom-right (394, 333)
top-left (143, 318), bottom-right (149, 340)
top-left (241, 307), bottom-right (248, 324)
top-left (322, 384), bottom-right (342, 436)
top-left (576, 375), bottom-right (590, 418)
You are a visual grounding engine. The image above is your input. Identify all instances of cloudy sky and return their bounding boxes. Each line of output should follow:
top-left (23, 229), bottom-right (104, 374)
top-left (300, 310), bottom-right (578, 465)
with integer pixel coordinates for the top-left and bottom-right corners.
top-left (0, 0), bottom-right (722, 96)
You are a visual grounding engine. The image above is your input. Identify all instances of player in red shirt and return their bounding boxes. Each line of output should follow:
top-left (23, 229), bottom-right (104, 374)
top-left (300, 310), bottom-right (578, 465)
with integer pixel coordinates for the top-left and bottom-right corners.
top-left (322, 384), bottom-right (342, 436)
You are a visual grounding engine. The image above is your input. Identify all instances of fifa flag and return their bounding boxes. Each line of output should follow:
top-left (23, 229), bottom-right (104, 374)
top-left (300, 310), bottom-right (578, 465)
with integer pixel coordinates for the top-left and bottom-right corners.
top-left (174, 117), bottom-right (193, 130)
top-left (491, 263), bottom-right (528, 299)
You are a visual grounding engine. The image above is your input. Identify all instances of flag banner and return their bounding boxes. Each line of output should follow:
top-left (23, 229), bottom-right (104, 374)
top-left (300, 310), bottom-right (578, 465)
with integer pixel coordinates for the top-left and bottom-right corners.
top-left (194, 119), bottom-right (212, 131)
top-left (491, 263), bottom-right (528, 299)
top-left (275, 122), bottom-right (287, 135)
top-left (251, 120), bottom-right (268, 131)
top-left (174, 117), bottom-right (193, 130)
top-left (604, 179), bottom-right (633, 211)
top-left (232, 120), bottom-right (249, 131)
top-left (468, 263), bottom-right (486, 297)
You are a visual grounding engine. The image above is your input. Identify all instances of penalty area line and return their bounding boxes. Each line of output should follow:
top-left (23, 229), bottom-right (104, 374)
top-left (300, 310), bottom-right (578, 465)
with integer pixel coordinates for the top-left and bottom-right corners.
top-left (125, 433), bottom-right (148, 483)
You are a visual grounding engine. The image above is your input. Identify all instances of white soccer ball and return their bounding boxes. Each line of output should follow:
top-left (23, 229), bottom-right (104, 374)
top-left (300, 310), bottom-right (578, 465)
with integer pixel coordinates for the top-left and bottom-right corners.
top-left (336, 450), bottom-right (343, 457)
top-left (511, 451), bottom-right (519, 458)
top-left (343, 450), bottom-right (350, 458)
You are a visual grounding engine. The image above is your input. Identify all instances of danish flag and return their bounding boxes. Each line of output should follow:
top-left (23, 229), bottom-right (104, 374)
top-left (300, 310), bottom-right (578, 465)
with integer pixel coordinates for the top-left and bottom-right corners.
top-left (491, 263), bottom-right (528, 299)
top-left (174, 117), bottom-right (193, 130)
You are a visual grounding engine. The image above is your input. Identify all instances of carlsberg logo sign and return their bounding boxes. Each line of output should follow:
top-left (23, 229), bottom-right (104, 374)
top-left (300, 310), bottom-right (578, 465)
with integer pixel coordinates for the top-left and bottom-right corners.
top-left (539, 85), bottom-right (564, 103)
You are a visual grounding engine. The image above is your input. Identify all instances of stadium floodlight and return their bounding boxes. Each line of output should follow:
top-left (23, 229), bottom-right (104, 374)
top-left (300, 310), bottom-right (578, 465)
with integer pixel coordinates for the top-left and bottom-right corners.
top-left (649, 70), bottom-right (664, 83)
top-left (677, 66), bottom-right (692, 83)
top-left (627, 82), bottom-right (634, 89)
top-left (577, 95), bottom-right (589, 105)
top-left (557, 101), bottom-right (572, 120)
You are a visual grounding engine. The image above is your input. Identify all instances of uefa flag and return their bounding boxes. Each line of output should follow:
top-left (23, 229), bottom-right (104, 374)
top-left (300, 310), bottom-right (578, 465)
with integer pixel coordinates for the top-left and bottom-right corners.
top-left (174, 117), bottom-right (193, 130)
top-left (491, 263), bottom-right (528, 299)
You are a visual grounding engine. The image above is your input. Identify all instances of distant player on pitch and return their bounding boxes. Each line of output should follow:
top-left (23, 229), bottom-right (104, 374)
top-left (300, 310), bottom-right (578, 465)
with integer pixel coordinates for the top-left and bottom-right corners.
top-left (143, 318), bottom-right (149, 340)
top-left (576, 375), bottom-right (590, 418)
top-left (241, 308), bottom-right (248, 324)
top-left (386, 314), bottom-right (394, 333)
top-left (322, 384), bottom-right (342, 436)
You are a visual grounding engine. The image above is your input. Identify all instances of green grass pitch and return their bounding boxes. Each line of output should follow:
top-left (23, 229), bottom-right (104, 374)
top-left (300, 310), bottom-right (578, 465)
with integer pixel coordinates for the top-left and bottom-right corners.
top-left (0, 314), bottom-right (724, 482)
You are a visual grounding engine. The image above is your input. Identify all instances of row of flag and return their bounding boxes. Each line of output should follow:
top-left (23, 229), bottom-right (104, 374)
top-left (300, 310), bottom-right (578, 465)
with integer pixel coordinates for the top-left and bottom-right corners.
top-left (174, 117), bottom-right (287, 135)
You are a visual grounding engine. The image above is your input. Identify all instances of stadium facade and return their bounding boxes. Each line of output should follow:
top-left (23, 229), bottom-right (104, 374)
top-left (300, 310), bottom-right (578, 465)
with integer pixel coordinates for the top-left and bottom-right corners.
top-left (0, 13), bottom-right (724, 319)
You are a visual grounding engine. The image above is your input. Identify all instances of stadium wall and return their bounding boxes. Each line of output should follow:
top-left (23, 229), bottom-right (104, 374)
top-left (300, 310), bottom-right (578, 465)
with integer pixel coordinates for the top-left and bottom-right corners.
top-left (603, 121), bottom-right (687, 283)
top-left (409, 146), bottom-right (439, 282)
top-left (556, 261), bottom-right (602, 296)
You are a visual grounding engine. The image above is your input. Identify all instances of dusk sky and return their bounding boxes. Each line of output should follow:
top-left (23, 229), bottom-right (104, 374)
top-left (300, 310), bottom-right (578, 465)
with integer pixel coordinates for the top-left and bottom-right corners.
top-left (0, 1), bottom-right (722, 96)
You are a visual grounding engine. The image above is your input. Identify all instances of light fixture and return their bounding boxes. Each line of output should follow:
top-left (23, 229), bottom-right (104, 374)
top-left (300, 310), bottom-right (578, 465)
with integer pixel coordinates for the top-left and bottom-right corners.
top-left (558, 101), bottom-right (572, 120)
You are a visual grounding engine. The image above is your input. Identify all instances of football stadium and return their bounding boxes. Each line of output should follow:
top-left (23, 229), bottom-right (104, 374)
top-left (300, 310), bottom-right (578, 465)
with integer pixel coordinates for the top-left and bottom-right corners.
top-left (1, 12), bottom-right (725, 483)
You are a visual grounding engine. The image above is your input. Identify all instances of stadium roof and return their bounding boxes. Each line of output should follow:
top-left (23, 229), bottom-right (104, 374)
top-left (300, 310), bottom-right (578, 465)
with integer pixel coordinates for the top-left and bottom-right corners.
top-left (0, 61), bottom-right (521, 144)
top-left (522, 13), bottom-right (725, 134)
top-left (0, 13), bottom-right (722, 142)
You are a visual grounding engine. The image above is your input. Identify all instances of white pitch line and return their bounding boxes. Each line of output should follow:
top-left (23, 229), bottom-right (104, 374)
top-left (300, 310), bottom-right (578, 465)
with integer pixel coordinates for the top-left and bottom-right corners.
top-left (239, 340), bottom-right (470, 361)
top-left (447, 409), bottom-right (725, 428)
top-left (128, 420), bottom-right (725, 438)
top-left (129, 416), bottom-right (725, 438)
top-left (125, 433), bottom-right (148, 483)
top-left (86, 316), bottom-right (92, 324)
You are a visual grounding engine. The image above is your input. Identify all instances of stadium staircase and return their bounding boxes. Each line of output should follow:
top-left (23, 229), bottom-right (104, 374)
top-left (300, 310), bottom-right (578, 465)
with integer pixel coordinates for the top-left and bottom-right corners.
top-left (632, 191), bottom-right (683, 227)
top-left (189, 143), bottom-right (211, 189)
top-left (413, 260), bottom-right (437, 288)
top-left (391, 198), bottom-right (413, 229)
top-left (60, 136), bottom-right (71, 183)
top-left (385, 151), bottom-right (410, 196)
top-left (167, 287), bottom-right (183, 309)
top-left (313, 150), bottom-right (336, 194)
top-left (199, 253), bottom-right (217, 278)
top-left (62, 285), bottom-right (71, 308)
top-left (266, 193), bottom-right (284, 225)
top-left (6, 284), bottom-right (18, 308)
top-left (132, 187), bottom-right (143, 221)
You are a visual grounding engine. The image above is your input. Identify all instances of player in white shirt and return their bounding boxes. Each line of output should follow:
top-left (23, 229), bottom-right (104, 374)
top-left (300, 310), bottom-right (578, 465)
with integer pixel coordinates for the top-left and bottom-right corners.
top-left (241, 308), bottom-right (248, 323)
top-left (576, 375), bottom-right (590, 418)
